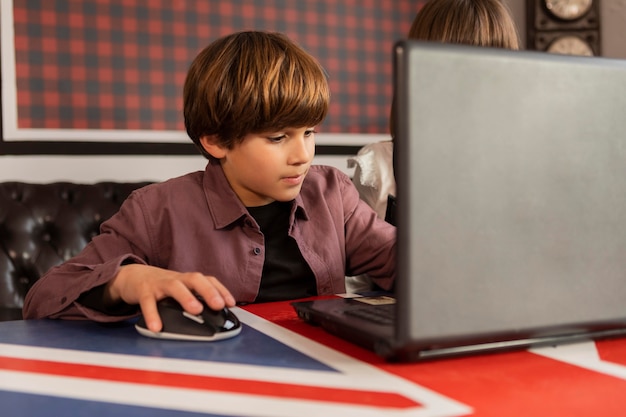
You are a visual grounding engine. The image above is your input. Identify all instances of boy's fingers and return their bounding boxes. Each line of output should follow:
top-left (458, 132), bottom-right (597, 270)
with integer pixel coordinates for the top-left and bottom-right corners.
top-left (196, 283), bottom-right (227, 311)
top-left (183, 274), bottom-right (235, 310)
top-left (138, 297), bottom-right (162, 332)
top-left (163, 281), bottom-right (204, 315)
top-left (206, 276), bottom-right (236, 307)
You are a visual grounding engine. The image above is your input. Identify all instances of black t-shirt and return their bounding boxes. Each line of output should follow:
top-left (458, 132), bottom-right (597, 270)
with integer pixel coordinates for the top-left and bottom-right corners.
top-left (247, 201), bottom-right (317, 302)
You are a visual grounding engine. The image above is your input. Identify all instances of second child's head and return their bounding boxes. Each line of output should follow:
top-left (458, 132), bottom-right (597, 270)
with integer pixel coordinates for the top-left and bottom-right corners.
top-left (183, 31), bottom-right (330, 161)
top-left (409, 0), bottom-right (520, 50)
top-left (390, 0), bottom-right (520, 138)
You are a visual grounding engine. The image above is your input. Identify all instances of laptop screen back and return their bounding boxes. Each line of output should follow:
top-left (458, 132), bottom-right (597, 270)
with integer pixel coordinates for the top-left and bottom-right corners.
top-left (393, 41), bottom-right (626, 349)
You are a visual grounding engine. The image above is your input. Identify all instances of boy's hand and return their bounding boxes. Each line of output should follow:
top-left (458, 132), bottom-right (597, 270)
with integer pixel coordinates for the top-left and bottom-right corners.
top-left (104, 264), bottom-right (236, 332)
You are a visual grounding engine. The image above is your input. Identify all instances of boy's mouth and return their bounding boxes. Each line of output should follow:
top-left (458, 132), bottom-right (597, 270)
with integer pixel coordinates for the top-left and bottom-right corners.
top-left (282, 172), bottom-right (306, 185)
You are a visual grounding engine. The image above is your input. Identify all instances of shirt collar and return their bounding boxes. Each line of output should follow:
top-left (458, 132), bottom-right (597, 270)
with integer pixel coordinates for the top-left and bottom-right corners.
top-left (202, 161), bottom-right (310, 228)
top-left (202, 162), bottom-right (248, 229)
top-left (293, 192), bottom-right (310, 221)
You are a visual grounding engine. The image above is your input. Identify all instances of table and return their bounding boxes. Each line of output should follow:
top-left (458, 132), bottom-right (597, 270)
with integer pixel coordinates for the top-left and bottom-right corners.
top-left (2, 298), bottom-right (626, 416)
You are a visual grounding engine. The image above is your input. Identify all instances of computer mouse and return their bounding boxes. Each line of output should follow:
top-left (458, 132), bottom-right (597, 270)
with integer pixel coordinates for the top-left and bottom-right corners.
top-left (135, 297), bottom-right (242, 341)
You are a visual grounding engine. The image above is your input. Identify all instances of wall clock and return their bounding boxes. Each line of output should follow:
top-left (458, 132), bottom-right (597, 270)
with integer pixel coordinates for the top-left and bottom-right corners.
top-left (546, 34), bottom-right (594, 56)
top-left (544, 0), bottom-right (593, 20)
top-left (526, 0), bottom-right (601, 56)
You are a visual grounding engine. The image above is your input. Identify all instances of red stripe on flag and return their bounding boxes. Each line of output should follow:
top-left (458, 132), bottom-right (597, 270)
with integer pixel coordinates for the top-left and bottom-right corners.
top-left (0, 356), bottom-right (420, 409)
top-left (245, 300), bottom-right (626, 417)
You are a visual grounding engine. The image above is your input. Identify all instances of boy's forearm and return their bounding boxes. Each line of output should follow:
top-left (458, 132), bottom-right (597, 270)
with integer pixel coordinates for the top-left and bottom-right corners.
top-left (22, 256), bottom-right (143, 321)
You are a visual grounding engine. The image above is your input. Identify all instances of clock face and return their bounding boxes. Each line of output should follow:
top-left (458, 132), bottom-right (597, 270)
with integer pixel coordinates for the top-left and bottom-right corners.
top-left (544, 0), bottom-right (593, 20)
top-left (547, 35), bottom-right (594, 56)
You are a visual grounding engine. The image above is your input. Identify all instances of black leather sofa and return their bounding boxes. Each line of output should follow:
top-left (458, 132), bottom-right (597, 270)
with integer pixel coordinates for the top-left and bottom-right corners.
top-left (0, 181), bottom-right (150, 321)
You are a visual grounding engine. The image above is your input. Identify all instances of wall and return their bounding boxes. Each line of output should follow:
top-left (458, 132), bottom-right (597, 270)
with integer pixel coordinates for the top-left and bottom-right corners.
top-left (0, 154), bottom-right (368, 182)
top-left (2, 0), bottom-right (626, 183)
top-left (601, 0), bottom-right (626, 59)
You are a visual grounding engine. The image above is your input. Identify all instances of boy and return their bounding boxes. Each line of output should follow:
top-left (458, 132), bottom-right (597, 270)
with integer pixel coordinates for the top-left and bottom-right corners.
top-left (23, 31), bottom-right (396, 333)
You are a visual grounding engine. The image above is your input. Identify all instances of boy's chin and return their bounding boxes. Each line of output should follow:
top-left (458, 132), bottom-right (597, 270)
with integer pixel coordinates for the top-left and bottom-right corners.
top-left (275, 190), bottom-right (301, 202)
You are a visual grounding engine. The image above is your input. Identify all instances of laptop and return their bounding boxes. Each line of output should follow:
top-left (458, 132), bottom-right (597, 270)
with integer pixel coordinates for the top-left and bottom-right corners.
top-left (292, 40), bottom-right (626, 362)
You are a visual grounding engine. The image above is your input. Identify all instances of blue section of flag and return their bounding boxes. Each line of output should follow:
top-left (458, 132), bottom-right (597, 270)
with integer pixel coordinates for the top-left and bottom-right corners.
top-left (0, 390), bottom-right (228, 417)
top-left (0, 320), bottom-right (334, 371)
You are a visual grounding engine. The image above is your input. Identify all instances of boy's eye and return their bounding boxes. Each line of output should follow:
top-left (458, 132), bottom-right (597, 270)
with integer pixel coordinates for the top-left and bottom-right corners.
top-left (266, 129), bottom-right (316, 142)
top-left (267, 134), bottom-right (286, 142)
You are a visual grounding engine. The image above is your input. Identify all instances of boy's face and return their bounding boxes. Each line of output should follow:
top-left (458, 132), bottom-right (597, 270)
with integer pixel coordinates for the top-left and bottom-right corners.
top-left (207, 127), bottom-right (316, 207)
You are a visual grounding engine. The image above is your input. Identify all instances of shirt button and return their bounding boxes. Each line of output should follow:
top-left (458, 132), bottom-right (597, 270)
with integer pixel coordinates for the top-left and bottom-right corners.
top-left (253, 247), bottom-right (262, 255)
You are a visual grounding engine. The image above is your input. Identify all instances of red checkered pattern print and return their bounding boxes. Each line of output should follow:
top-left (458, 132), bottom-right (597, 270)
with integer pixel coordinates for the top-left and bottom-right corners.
top-left (11, 0), bottom-right (423, 135)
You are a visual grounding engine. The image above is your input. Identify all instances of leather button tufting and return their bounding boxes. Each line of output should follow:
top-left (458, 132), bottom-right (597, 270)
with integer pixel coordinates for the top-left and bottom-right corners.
top-left (0, 181), bottom-right (151, 319)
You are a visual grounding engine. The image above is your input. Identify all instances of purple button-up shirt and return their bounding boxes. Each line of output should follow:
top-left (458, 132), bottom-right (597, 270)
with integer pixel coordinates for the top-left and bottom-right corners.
top-left (23, 162), bottom-right (396, 321)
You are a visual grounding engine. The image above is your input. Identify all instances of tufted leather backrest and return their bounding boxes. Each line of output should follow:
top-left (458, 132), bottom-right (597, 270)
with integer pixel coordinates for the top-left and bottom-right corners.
top-left (0, 181), bottom-right (151, 320)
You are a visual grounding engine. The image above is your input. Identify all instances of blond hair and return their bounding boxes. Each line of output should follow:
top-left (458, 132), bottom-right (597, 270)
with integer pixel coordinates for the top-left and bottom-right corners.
top-left (184, 31), bottom-right (330, 159)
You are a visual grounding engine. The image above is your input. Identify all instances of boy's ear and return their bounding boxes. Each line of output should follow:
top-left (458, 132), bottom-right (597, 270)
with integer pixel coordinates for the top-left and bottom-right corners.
top-left (199, 135), bottom-right (227, 159)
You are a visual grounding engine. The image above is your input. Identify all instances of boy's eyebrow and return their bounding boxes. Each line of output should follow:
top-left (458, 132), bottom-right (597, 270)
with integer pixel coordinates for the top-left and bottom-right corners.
top-left (258, 126), bottom-right (317, 134)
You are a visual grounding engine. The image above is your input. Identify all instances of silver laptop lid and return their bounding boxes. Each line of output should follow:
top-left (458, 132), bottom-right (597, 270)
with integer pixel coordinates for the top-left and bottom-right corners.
top-left (394, 41), bottom-right (626, 348)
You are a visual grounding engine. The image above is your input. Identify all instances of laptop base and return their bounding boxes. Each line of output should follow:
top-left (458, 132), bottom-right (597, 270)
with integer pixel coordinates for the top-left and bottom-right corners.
top-left (293, 299), bottom-right (626, 362)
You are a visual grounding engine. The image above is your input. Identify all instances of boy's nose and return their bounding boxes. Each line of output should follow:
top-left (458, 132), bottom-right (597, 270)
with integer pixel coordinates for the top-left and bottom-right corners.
top-left (288, 136), bottom-right (313, 165)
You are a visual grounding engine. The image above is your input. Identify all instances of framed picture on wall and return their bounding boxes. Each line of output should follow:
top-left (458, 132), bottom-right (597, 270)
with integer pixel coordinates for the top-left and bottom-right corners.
top-left (1, 0), bottom-right (416, 156)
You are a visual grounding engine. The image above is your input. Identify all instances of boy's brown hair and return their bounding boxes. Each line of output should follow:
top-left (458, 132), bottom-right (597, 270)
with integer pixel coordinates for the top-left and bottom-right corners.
top-left (184, 31), bottom-right (330, 160)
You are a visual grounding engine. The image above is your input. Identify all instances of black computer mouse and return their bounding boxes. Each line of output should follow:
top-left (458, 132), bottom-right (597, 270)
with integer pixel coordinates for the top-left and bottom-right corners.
top-left (135, 297), bottom-right (242, 341)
